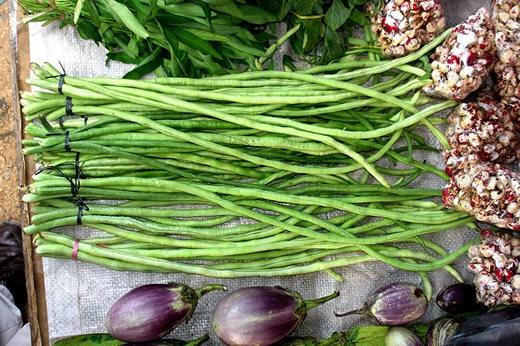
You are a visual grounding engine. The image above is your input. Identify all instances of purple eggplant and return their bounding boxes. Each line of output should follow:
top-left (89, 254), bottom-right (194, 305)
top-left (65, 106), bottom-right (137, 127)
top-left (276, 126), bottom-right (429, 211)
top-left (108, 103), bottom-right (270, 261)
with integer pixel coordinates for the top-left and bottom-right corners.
top-left (212, 286), bottom-right (339, 346)
top-left (427, 317), bottom-right (459, 346)
top-left (385, 327), bottom-right (423, 346)
top-left (335, 283), bottom-right (428, 325)
top-left (436, 283), bottom-right (481, 315)
top-left (447, 309), bottom-right (520, 345)
top-left (106, 283), bottom-right (225, 342)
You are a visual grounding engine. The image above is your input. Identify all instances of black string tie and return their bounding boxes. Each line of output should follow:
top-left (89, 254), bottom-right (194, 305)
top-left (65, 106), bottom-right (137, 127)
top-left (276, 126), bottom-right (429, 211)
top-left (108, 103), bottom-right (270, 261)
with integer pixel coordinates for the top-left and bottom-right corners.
top-left (64, 130), bottom-right (71, 152)
top-left (44, 61), bottom-right (67, 95)
top-left (75, 199), bottom-right (89, 225)
top-left (65, 96), bottom-right (74, 115)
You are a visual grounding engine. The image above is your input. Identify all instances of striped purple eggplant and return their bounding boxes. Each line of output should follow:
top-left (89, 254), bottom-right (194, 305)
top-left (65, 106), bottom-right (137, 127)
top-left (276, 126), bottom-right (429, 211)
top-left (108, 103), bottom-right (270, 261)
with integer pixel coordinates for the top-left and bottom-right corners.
top-left (106, 283), bottom-right (225, 342)
top-left (335, 283), bottom-right (428, 325)
top-left (212, 286), bottom-right (339, 346)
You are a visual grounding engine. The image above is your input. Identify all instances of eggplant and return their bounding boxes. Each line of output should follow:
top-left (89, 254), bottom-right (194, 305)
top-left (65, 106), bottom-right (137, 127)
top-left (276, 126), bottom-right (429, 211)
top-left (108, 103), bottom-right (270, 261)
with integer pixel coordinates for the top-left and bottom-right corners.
top-left (335, 283), bottom-right (428, 325)
top-left (447, 309), bottom-right (520, 345)
top-left (53, 333), bottom-right (209, 345)
top-left (385, 327), bottom-right (423, 346)
top-left (436, 284), bottom-right (481, 314)
top-left (426, 318), bottom-right (459, 346)
top-left (212, 286), bottom-right (339, 346)
top-left (106, 283), bottom-right (225, 342)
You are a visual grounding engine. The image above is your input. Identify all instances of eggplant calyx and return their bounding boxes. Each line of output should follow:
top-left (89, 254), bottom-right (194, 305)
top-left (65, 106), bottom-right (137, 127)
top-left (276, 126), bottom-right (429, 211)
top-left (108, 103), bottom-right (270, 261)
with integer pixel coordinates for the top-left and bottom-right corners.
top-left (304, 291), bottom-right (340, 310)
top-left (174, 284), bottom-right (225, 323)
top-left (194, 284), bottom-right (227, 298)
top-left (334, 307), bottom-right (368, 317)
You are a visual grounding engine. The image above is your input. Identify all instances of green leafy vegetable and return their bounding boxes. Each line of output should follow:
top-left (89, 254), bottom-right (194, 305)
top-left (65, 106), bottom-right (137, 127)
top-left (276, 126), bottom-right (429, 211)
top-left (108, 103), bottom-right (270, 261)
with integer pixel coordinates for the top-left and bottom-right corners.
top-left (20, 0), bottom-right (384, 77)
top-left (19, 0), bottom-right (281, 78)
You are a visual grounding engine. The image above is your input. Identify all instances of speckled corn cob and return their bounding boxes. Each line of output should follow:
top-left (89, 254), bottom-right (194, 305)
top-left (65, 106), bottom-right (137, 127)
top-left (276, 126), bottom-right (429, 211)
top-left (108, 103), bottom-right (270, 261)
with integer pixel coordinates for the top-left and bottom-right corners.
top-left (493, 0), bottom-right (520, 66)
top-left (424, 8), bottom-right (496, 101)
top-left (468, 230), bottom-right (520, 306)
top-left (443, 163), bottom-right (520, 230)
top-left (494, 62), bottom-right (520, 102)
top-left (445, 94), bottom-right (519, 172)
top-left (369, 0), bottom-right (446, 57)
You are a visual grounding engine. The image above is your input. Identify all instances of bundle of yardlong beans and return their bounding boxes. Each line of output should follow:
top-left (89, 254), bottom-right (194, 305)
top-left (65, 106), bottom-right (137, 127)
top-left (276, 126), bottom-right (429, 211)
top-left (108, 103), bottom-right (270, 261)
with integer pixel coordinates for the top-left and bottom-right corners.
top-left (21, 29), bottom-right (478, 294)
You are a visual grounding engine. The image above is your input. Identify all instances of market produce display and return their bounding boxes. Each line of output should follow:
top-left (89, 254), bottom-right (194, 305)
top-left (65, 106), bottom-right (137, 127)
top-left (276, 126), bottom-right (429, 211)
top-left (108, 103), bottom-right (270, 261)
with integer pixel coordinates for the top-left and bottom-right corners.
top-left (18, 0), bottom-right (520, 344)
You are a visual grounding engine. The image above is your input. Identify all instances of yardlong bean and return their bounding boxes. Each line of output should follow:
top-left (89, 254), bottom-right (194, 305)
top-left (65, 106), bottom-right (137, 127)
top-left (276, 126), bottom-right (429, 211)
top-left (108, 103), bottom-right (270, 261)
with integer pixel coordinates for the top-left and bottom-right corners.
top-left (22, 33), bottom-right (474, 282)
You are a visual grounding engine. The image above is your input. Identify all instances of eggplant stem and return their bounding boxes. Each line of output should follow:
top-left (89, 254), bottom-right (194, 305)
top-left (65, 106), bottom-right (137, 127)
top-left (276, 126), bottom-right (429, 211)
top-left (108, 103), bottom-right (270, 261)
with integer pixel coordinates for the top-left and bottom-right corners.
top-left (334, 307), bottom-right (367, 317)
top-left (195, 284), bottom-right (227, 298)
top-left (304, 291), bottom-right (340, 310)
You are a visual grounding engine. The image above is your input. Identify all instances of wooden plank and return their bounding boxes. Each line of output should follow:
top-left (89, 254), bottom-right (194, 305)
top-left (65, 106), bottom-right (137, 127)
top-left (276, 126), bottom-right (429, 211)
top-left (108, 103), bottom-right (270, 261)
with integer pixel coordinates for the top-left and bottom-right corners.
top-left (0, 1), bottom-right (49, 345)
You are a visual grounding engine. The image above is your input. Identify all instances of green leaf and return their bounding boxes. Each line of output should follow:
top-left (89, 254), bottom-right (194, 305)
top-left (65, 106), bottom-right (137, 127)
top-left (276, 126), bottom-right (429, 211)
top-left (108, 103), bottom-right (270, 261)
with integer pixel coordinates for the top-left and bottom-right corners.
top-left (408, 323), bottom-right (430, 342)
top-left (186, 28), bottom-right (266, 57)
top-left (277, 0), bottom-right (297, 20)
top-left (73, 0), bottom-right (86, 24)
top-left (126, 37), bottom-right (140, 58)
top-left (148, 0), bottom-right (159, 20)
top-left (106, 51), bottom-right (140, 64)
top-left (207, 0), bottom-right (243, 19)
top-left (345, 326), bottom-right (389, 346)
top-left (193, 0), bottom-right (214, 29)
top-left (126, 0), bottom-right (148, 20)
top-left (53, 333), bottom-right (122, 346)
top-left (299, 17), bottom-right (321, 53)
top-left (348, 8), bottom-right (369, 26)
top-left (123, 47), bottom-right (164, 79)
top-left (320, 26), bottom-right (345, 64)
top-left (103, 0), bottom-right (149, 39)
top-left (324, 0), bottom-right (351, 31)
top-left (83, 0), bottom-right (101, 26)
top-left (161, 27), bottom-right (190, 76)
top-left (76, 20), bottom-right (102, 43)
top-left (293, 0), bottom-right (317, 15)
top-left (235, 5), bottom-right (278, 24)
top-left (173, 28), bottom-right (222, 58)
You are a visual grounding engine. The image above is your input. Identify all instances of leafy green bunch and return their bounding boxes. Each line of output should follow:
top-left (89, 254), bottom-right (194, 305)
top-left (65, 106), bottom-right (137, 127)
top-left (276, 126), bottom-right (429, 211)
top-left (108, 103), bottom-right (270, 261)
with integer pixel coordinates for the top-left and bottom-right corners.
top-left (20, 0), bottom-right (383, 78)
top-left (20, 0), bottom-right (279, 78)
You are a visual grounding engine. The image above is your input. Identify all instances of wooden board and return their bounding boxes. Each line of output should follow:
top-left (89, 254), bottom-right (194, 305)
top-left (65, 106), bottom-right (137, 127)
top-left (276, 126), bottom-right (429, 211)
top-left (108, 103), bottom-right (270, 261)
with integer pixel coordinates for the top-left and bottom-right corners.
top-left (0, 1), bottom-right (48, 345)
